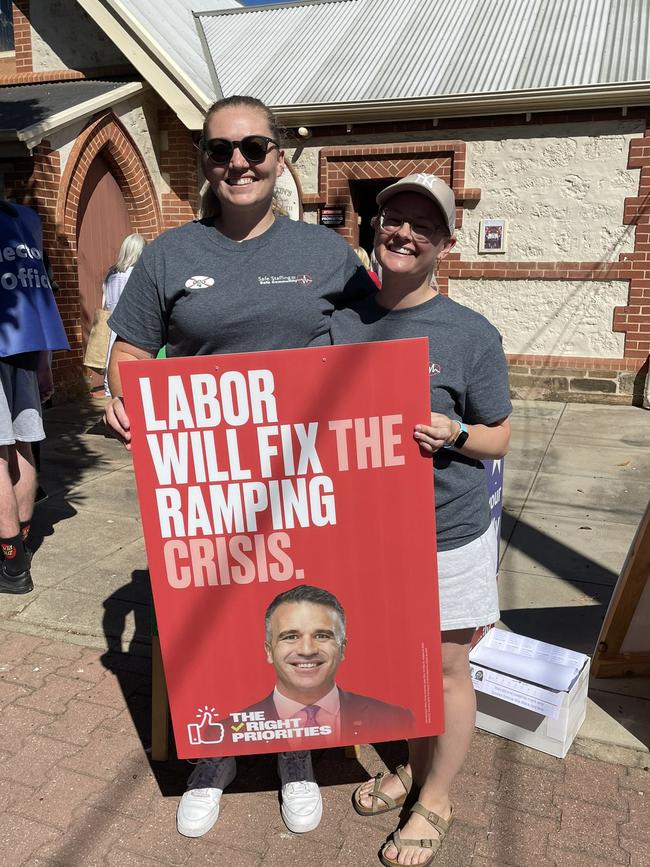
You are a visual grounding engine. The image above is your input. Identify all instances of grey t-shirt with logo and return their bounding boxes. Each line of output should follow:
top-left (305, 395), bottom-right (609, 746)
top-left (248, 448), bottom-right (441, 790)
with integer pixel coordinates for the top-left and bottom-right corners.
top-left (330, 294), bottom-right (512, 551)
top-left (108, 217), bottom-right (374, 355)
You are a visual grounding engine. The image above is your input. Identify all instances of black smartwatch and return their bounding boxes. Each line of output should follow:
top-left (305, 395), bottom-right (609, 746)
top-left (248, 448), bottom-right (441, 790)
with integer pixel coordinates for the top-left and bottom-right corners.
top-left (443, 421), bottom-right (469, 450)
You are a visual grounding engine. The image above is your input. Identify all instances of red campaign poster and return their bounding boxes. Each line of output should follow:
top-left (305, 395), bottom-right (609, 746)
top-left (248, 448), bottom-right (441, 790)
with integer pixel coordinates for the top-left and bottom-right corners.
top-left (120, 339), bottom-right (443, 759)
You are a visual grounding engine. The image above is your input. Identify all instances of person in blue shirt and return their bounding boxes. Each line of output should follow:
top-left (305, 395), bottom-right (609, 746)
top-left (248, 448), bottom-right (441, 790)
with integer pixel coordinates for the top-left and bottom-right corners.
top-left (0, 200), bottom-right (69, 594)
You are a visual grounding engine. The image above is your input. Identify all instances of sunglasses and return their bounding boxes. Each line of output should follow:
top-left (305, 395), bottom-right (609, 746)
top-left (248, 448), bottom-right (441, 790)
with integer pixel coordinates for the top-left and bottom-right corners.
top-left (200, 135), bottom-right (280, 165)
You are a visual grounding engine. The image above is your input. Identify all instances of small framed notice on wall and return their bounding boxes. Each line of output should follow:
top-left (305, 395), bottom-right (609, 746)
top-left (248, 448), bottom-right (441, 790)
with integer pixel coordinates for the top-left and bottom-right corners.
top-left (479, 219), bottom-right (507, 253)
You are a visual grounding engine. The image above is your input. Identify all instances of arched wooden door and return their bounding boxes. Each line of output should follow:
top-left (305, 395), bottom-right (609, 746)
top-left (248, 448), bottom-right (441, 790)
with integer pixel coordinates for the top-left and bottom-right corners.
top-left (77, 151), bottom-right (133, 389)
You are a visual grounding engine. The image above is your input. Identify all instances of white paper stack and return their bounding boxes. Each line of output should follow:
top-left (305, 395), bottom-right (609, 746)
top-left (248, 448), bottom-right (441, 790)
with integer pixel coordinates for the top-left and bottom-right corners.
top-left (469, 628), bottom-right (590, 720)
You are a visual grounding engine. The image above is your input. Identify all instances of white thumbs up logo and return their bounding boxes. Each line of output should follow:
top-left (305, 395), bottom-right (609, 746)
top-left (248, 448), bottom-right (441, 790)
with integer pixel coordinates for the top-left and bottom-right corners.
top-left (187, 706), bottom-right (225, 745)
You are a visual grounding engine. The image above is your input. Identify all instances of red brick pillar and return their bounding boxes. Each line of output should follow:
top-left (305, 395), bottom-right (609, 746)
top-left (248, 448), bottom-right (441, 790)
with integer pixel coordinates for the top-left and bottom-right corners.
top-left (158, 109), bottom-right (199, 228)
top-left (12, 1), bottom-right (32, 73)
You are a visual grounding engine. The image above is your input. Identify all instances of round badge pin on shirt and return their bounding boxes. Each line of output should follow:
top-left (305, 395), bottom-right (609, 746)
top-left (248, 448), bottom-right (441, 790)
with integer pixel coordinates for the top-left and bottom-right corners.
top-left (185, 276), bottom-right (215, 289)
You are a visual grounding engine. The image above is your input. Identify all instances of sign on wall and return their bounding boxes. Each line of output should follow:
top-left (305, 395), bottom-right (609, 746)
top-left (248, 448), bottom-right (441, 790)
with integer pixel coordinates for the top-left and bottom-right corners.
top-left (319, 206), bottom-right (346, 228)
top-left (121, 340), bottom-right (444, 758)
top-left (479, 218), bottom-right (507, 253)
top-left (274, 165), bottom-right (302, 220)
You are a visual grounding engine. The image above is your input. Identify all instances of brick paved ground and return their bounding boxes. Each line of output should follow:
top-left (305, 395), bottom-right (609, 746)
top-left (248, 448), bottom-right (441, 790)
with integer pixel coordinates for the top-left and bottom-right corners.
top-left (1, 627), bottom-right (648, 866)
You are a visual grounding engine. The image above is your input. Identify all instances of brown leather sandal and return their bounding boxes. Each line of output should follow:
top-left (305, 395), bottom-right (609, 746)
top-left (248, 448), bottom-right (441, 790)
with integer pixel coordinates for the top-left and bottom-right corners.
top-left (352, 765), bottom-right (413, 816)
top-left (379, 801), bottom-right (454, 867)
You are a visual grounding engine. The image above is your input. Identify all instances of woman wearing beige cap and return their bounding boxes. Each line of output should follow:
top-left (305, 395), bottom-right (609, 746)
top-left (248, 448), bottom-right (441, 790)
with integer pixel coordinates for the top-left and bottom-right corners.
top-left (331, 174), bottom-right (512, 866)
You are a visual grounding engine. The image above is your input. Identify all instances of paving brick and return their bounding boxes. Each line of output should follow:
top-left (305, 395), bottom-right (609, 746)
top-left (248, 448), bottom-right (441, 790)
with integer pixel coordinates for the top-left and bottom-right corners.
top-left (432, 820), bottom-right (479, 867)
top-left (493, 763), bottom-right (560, 819)
top-left (469, 858), bottom-right (505, 867)
top-left (495, 740), bottom-right (566, 778)
top-left (197, 789), bottom-right (278, 854)
top-left (0, 679), bottom-right (30, 708)
top-left (104, 849), bottom-right (182, 867)
top-left (550, 798), bottom-right (629, 865)
top-left (35, 806), bottom-right (142, 866)
top-left (52, 650), bottom-right (110, 684)
top-left (89, 766), bottom-right (169, 822)
top-left (461, 732), bottom-right (503, 781)
top-left (98, 693), bottom-right (150, 741)
top-left (474, 807), bottom-right (557, 866)
top-left (619, 766), bottom-right (650, 795)
top-left (0, 813), bottom-right (61, 867)
top-left (261, 833), bottom-right (339, 866)
top-left (452, 769), bottom-right (498, 828)
top-left (0, 704), bottom-right (53, 754)
top-left (0, 781), bottom-right (35, 812)
top-left (553, 849), bottom-right (629, 866)
top-left (620, 790), bottom-right (650, 843)
top-left (32, 640), bottom-right (85, 661)
top-left (1, 653), bottom-right (71, 689)
top-left (336, 817), bottom-right (386, 866)
top-left (555, 753), bottom-right (629, 811)
top-left (621, 835), bottom-right (650, 867)
top-left (0, 630), bottom-right (47, 663)
top-left (189, 842), bottom-right (262, 866)
top-left (10, 768), bottom-right (107, 829)
top-left (80, 670), bottom-right (148, 709)
top-left (38, 699), bottom-right (121, 746)
top-left (0, 735), bottom-right (78, 785)
top-left (59, 731), bottom-right (144, 781)
top-left (14, 674), bottom-right (93, 713)
top-left (102, 795), bottom-right (220, 865)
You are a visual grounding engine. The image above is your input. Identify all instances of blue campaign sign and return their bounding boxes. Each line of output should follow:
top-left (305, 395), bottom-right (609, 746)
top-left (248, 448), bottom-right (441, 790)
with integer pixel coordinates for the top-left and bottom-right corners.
top-left (484, 458), bottom-right (505, 549)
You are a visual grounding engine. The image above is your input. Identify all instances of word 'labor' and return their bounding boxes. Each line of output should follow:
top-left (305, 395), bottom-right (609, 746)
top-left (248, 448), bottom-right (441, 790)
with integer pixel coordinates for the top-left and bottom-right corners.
top-left (140, 369), bottom-right (277, 430)
top-left (164, 531), bottom-right (301, 589)
top-left (329, 415), bottom-right (405, 470)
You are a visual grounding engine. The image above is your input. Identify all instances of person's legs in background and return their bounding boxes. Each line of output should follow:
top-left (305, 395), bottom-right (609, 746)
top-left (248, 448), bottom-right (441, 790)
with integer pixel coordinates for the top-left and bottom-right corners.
top-left (11, 439), bottom-right (37, 555)
top-left (0, 441), bottom-right (34, 593)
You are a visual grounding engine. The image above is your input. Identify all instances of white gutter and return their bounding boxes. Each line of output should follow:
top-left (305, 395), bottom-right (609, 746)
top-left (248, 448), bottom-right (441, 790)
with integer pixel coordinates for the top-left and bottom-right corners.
top-left (272, 81), bottom-right (650, 126)
top-left (75, 0), bottom-right (208, 128)
top-left (14, 81), bottom-right (147, 150)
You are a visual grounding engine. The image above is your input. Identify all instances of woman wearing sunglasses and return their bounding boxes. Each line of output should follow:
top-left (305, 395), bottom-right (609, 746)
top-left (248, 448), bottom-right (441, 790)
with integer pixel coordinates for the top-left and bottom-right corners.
top-left (104, 95), bottom-right (375, 840)
top-left (331, 175), bottom-right (511, 867)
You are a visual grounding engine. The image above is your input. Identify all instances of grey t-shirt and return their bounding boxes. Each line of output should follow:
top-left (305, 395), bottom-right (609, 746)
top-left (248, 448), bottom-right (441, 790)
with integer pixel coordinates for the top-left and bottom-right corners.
top-left (331, 294), bottom-right (512, 551)
top-left (109, 217), bottom-right (375, 356)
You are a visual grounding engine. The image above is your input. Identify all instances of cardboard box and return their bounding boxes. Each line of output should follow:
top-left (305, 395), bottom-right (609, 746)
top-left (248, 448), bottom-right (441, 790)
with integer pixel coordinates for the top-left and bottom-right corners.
top-left (469, 628), bottom-right (590, 758)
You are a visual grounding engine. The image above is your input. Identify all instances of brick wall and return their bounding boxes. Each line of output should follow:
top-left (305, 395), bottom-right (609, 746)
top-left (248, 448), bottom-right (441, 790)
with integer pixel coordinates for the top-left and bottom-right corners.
top-left (158, 108), bottom-right (199, 227)
top-left (11, 0), bottom-right (31, 73)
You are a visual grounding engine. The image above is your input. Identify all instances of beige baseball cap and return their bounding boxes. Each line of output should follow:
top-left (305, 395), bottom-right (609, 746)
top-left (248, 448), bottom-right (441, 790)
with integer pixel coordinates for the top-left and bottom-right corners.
top-left (376, 173), bottom-right (456, 235)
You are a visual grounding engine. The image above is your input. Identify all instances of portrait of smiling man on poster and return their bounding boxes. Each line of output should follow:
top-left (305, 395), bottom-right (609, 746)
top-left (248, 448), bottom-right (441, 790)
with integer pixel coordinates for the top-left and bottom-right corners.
top-left (235, 584), bottom-right (416, 744)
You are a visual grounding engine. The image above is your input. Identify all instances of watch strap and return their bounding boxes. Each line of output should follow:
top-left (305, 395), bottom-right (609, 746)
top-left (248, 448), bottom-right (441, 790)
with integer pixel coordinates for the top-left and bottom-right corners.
top-left (443, 420), bottom-right (469, 450)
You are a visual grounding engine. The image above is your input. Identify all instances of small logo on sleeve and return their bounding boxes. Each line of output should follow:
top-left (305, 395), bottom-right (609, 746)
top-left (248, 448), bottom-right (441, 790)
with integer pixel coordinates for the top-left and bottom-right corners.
top-left (429, 362), bottom-right (441, 376)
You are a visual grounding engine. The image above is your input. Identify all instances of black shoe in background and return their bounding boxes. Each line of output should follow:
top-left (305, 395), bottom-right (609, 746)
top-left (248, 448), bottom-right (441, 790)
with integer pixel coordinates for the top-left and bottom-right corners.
top-left (0, 562), bottom-right (33, 594)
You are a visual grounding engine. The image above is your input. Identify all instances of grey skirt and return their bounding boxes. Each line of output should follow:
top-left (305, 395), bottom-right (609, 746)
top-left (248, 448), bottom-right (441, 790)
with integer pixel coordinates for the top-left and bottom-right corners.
top-left (437, 525), bottom-right (500, 632)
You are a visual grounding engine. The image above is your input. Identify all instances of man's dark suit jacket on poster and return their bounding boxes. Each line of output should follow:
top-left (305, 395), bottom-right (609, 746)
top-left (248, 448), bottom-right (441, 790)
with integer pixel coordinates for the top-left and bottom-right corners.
top-left (242, 688), bottom-right (416, 743)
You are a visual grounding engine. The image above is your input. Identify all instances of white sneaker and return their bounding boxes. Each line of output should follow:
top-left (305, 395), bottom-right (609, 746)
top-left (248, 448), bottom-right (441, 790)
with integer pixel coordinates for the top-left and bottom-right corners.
top-left (280, 780), bottom-right (323, 833)
top-left (176, 756), bottom-right (236, 838)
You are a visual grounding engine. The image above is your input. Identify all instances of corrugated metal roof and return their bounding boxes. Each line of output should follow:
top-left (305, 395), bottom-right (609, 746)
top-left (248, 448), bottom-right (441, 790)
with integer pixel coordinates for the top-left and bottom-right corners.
top-left (111, 0), bottom-right (239, 101)
top-left (0, 80), bottom-right (132, 133)
top-left (196, 0), bottom-right (650, 106)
